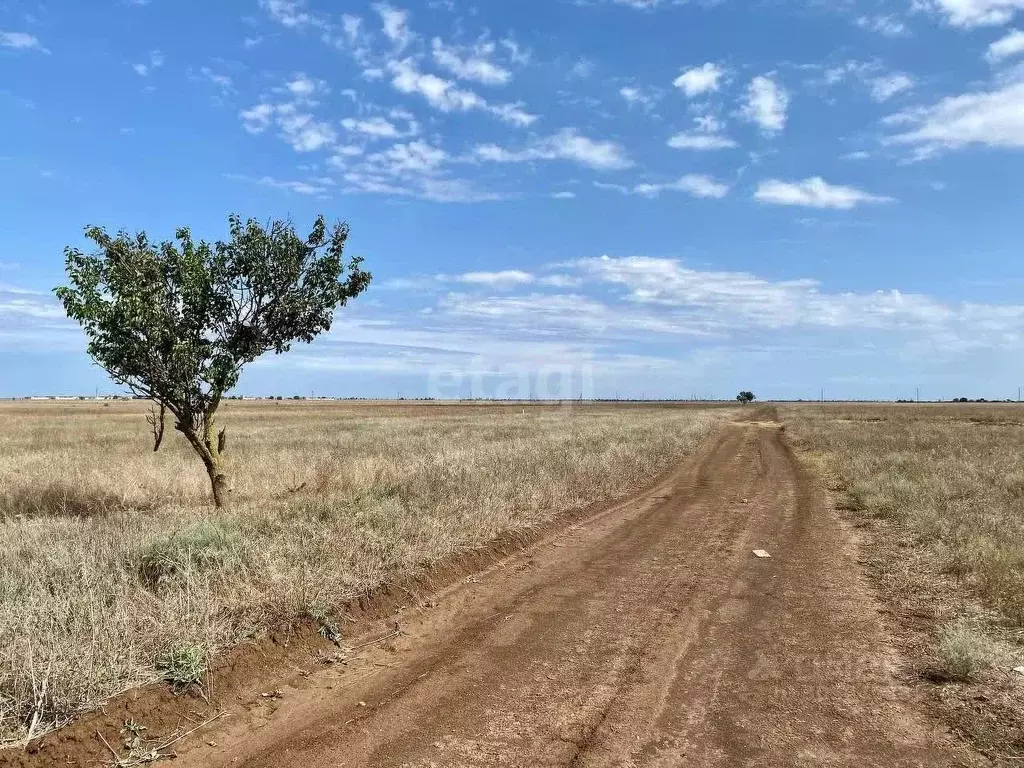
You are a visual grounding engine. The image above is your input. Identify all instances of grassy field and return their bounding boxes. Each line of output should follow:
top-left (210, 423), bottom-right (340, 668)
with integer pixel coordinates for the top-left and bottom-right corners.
top-left (782, 403), bottom-right (1024, 760)
top-left (0, 400), bottom-right (729, 744)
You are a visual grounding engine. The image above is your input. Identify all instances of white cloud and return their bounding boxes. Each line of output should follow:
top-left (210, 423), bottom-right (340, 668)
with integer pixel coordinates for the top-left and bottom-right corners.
top-left (240, 103), bottom-right (274, 133)
top-left (198, 67), bottom-right (233, 92)
top-left (870, 73), bottom-right (915, 101)
top-left (457, 270), bottom-right (534, 287)
top-left (432, 38), bottom-right (512, 85)
top-left (667, 115), bottom-right (737, 150)
top-left (740, 75), bottom-right (789, 133)
top-left (667, 133), bottom-right (738, 150)
top-left (342, 14), bottom-right (362, 42)
top-left (489, 102), bottom-right (539, 126)
top-left (638, 175), bottom-right (729, 199)
top-left (284, 73), bottom-right (326, 98)
top-left (260, 0), bottom-right (316, 28)
top-left (337, 139), bottom-right (499, 202)
top-left (886, 81), bottom-right (1024, 154)
top-left (988, 27), bottom-right (1024, 59)
top-left (569, 58), bottom-right (595, 78)
top-left (132, 49), bottom-right (164, 77)
top-left (619, 86), bottom-right (658, 110)
top-left (755, 177), bottom-right (895, 209)
top-left (388, 59), bottom-right (536, 125)
top-left (369, 140), bottom-right (447, 173)
top-left (856, 15), bottom-right (908, 36)
top-left (473, 129), bottom-right (632, 170)
top-left (239, 101), bottom-right (336, 152)
top-left (275, 104), bottom-right (336, 151)
top-left (341, 115), bottom-right (416, 138)
top-left (569, 255), bottom-right (969, 335)
top-left (0, 30), bottom-right (46, 52)
top-left (598, 175), bottom-right (729, 199)
top-left (234, 174), bottom-right (334, 196)
top-left (673, 62), bottom-right (724, 97)
top-left (920, 0), bottom-right (1024, 27)
top-left (374, 2), bottom-right (412, 49)
top-left (552, 191), bottom-right (577, 199)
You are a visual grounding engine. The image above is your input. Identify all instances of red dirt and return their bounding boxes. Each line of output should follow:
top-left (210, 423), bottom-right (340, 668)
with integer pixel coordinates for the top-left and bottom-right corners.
top-left (4, 413), bottom-right (971, 767)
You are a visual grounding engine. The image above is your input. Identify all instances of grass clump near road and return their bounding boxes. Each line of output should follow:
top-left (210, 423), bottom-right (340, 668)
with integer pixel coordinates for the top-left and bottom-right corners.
top-left (0, 399), bottom-right (729, 743)
top-left (936, 621), bottom-right (996, 682)
top-left (782, 403), bottom-right (1024, 761)
top-left (155, 645), bottom-right (207, 694)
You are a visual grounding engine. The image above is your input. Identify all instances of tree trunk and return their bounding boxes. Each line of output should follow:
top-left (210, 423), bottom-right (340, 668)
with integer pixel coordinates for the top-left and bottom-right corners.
top-left (203, 422), bottom-right (230, 509)
top-left (206, 459), bottom-right (230, 509)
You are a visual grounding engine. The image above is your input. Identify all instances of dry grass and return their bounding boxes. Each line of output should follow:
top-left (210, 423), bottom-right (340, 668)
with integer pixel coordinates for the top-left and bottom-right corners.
top-left (0, 399), bottom-right (729, 743)
top-left (781, 403), bottom-right (1024, 760)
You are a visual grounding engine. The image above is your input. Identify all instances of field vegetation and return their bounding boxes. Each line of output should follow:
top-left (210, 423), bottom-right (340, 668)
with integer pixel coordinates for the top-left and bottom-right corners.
top-left (0, 399), bottom-right (728, 744)
top-left (782, 403), bottom-right (1024, 761)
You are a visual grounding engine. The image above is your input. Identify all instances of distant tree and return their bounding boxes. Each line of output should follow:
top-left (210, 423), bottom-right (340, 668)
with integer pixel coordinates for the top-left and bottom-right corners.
top-left (56, 215), bottom-right (371, 507)
top-left (736, 391), bottom-right (756, 404)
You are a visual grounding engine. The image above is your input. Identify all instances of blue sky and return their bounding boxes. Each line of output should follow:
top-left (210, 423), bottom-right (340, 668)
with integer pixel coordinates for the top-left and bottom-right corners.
top-left (2, 0), bottom-right (1024, 400)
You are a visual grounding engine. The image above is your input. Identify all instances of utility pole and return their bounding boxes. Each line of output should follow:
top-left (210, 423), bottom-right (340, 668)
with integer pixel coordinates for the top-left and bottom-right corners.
top-left (916, 386), bottom-right (920, 403)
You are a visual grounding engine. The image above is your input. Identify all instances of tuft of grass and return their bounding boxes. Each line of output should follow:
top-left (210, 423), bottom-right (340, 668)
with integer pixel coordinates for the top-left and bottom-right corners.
top-left (306, 604), bottom-right (342, 645)
top-left (936, 621), bottom-right (995, 682)
top-left (155, 644), bottom-right (207, 693)
top-left (138, 519), bottom-right (244, 589)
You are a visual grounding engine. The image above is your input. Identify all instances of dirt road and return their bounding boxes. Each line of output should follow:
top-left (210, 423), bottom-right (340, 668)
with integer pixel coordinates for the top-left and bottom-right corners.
top-left (175, 415), bottom-right (961, 767)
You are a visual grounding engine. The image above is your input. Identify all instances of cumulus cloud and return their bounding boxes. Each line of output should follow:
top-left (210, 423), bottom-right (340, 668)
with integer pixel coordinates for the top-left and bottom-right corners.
top-left (388, 59), bottom-right (536, 125)
top-left (374, 2), bottom-right (412, 49)
top-left (1, 31), bottom-right (46, 52)
top-left (919, 0), bottom-right (1024, 27)
top-left (673, 62), bottom-right (724, 96)
top-left (132, 49), bottom-right (164, 77)
top-left (667, 115), bottom-right (737, 150)
top-left (987, 27), bottom-right (1024, 59)
top-left (431, 39), bottom-right (512, 85)
top-left (473, 129), bottom-right (632, 170)
top-left (754, 177), bottom-right (895, 209)
top-left (341, 115), bottom-right (418, 139)
top-left (856, 15), bottom-right (909, 36)
top-left (619, 86), bottom-right (659, 110)
top-left (870, 73), bottom-right (915, 101)
top-left (740, 75), bottom-right (789, 133)
top-left (885, 81), bottom-right (1024, 155)
top-left (238, 101), bottom-right (336, 152)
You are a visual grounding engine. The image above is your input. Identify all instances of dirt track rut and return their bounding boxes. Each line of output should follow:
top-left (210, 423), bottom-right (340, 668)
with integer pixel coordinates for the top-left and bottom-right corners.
top-left (175, 414), bottom-right (961, 767)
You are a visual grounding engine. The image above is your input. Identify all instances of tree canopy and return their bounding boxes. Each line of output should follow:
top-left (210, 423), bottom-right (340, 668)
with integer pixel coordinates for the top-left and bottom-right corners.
top-left (56, 214), bottom-right (370, 506)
